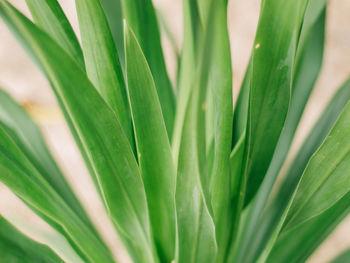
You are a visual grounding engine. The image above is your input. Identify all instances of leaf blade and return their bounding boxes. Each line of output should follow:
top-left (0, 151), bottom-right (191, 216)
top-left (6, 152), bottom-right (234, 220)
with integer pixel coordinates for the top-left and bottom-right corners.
top-left (124, 23), bottom-right (176, 262)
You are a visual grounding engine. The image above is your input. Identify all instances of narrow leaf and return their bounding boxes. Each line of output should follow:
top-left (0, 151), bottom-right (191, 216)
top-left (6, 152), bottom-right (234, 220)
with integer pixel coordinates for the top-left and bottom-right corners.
top-left (75, 0), bottom-right (132, 143)
top-left (124, 23), bottom-right (176, 262)
top-left (330, 248), bottom-right (350, 263)
top-left (243, 0), bottom-right (309, 205)
top-left (25, 0), bottom-right (84, 67)
top-left (0, 126), bottom-right (113, 262)
top-left (0, 88), bottom-right (93, 231)
top-left (0, 216), bottom-right (64, 263)
top-left (267, 192), bottom-right (350, 263)
top-left (284, 101), bottom-right (350, 230)
top-left (176, 90), bottom-right (217, 263)
top-left (0, 2), bottom-right (156, 262)
top-left (120, 0), bottom-right (175, 136)
top-left (228, 6), bottom-right (328, 262)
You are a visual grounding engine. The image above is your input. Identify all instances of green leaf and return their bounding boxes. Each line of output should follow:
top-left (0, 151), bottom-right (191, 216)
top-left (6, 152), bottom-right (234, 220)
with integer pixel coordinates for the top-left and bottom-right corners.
top-left (228, 6), bottom-right (328, 262)
top-left (75, 0), bottom-right (132, 143)
top-left (0, 126), bottom-right (113, 262)
top-left (284, 101), bottom-right (350, 230)
top-left (0, 216), bottom-right (64, 263)
top-left (330, 248), bottom-right (350, 263)
top-left (99, 0), bottom-right (124, 67)
top-left (175, 89), bottom-right (217, 263)
top-left (120, 0), bottom-right (175, 136)
top-left (0, 2), bottom-right (156, 262)
top-left (205, 1), bottom-right (233, 261)
top-left (253, 77), bottom-right (350, 262)
top-left (124, 23), bottom-right (176, 262)
top-left (243, 0), bottom-right (309, 205)
top-left (25, 0), bottom-right (84, 67)
top-left (0, 88), bottom-right (94, 232)
top-left (232, 60), bottom-right (251, 147)
top-left (267, 192), bottom-right (350, 263)
top-left (172, 0), bottom-right (200, 162)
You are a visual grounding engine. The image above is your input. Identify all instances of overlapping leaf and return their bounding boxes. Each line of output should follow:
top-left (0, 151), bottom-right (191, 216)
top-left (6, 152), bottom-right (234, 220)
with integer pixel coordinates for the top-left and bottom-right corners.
top-left (0, 125), bottom-right (113, 262)
top-left (267, 192), bottom-right (350, 263)
top-left (124, 23), bottom-right (176, 262)
top-left (243, 0), bottom-right (309, 205)
top-left (284, 102), bottom-right (350, 230)
top-left (228, 4), bottom-right (328, 262)
top-left (0, 2), bottom-right (156, 262)
top-left (120, 0), bottom-right (175, 136)
top-left (75, 0), bottom-right (132, 143)
top-left (0, 216), bottom-right (64, 263)
top-left (172, 0), bottom-right (200, 161)
top-left (25, 0), bottom-right (84, 67)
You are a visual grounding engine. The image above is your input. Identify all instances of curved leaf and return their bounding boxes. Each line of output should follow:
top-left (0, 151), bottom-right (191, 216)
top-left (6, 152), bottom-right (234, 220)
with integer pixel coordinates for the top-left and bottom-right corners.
top-left (267, 192), bottom-right (350, 263)
top-left (0, 2), bottom-right (156, 262)
top-left (285, 101), bottom-right (350, 230)
top-left (25, 0), bottom-right (84, 67)
top-left (243, 0), bottom-right (309, 205)
top-left (0, 89), bottom-right (93, 231)
top-left (0, 216), bottom-right (64, 263)
top-left (124, 23), bottom-right (176, 262)
top-left (228, 6), bottom-right (328, 262)
top-left (331, 248), bottom-right (350, 263)
top-left (0, 126), bottom-right (113, 262)
top-left (75, 0), bottom-right (132, 143)
top-left (120, 0), bottom-right (175, 136)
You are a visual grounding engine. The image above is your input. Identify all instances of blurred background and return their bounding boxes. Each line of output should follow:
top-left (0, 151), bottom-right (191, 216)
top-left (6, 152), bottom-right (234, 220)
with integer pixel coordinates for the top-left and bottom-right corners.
top-left (0, 0), bottom-right (349, 262)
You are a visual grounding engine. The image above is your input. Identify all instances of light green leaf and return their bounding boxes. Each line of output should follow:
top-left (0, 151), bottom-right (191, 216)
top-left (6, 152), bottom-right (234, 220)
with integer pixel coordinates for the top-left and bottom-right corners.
top-left (243, 0), bottom-right (309, 205)
top-left (75, 0), bottom-right (132, 143)
top-left (205, 1), bottom-right (233, 261)
top-left (120, 0), bottom-right (175, 136)
top-left (0, 2), bottom-right (156, 262)
top-left (172, 0), bottom-right (200, 162)
top-left (0, 88), bottom-right (94, 232)
top-left (124, 23), bottom-right (176, 262)
top-left (267, 192), bottom-right (350, 263)
top-left (25, 0), bottom-right (84, 67)
top-left (284, 101), bottom-right (350, 230)
top-left (0, 215), bottom-right (64, 263)
top-left (228, 6), bottom-right (328, 262)
top-left (0, 126), bottom-right (113, 262)
top-left (254, 77), bottom-right (350, 262)
top-left (330, 248), bottom-right (350, 263)
top-left (175, 90), bottom-right (217, 263)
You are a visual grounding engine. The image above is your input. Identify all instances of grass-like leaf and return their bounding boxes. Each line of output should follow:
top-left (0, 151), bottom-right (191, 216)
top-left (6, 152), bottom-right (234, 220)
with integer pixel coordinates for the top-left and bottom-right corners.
top-left (75, 0), bottom-right (132, 143)
top-left (0, 216), bottom-right (64, 263)
top-left (25, 0), bottom-right (84, 67)
top-left (120, 0), bottom-right (175, 136)
top-left (243, 0), bottom-right (309, 205)
top-left (124, 23), bottom-right (176, 262)
top-left (0, 2), bottom-right (156, 262)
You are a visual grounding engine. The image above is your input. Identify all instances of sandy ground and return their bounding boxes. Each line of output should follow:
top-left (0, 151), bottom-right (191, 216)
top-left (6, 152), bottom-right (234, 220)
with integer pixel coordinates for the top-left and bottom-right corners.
top-left (0, 0), bottom-right (349, 262)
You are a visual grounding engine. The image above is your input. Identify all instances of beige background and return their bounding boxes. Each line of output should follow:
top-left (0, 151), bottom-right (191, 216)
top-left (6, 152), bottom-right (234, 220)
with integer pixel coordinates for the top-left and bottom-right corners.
top-left (0, 0), bottom-right (349, 262)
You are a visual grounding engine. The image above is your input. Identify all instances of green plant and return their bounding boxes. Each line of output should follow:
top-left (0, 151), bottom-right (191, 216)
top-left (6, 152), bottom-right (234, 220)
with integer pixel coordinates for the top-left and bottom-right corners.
top-left (0, 0), bottom-right (349, 262)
